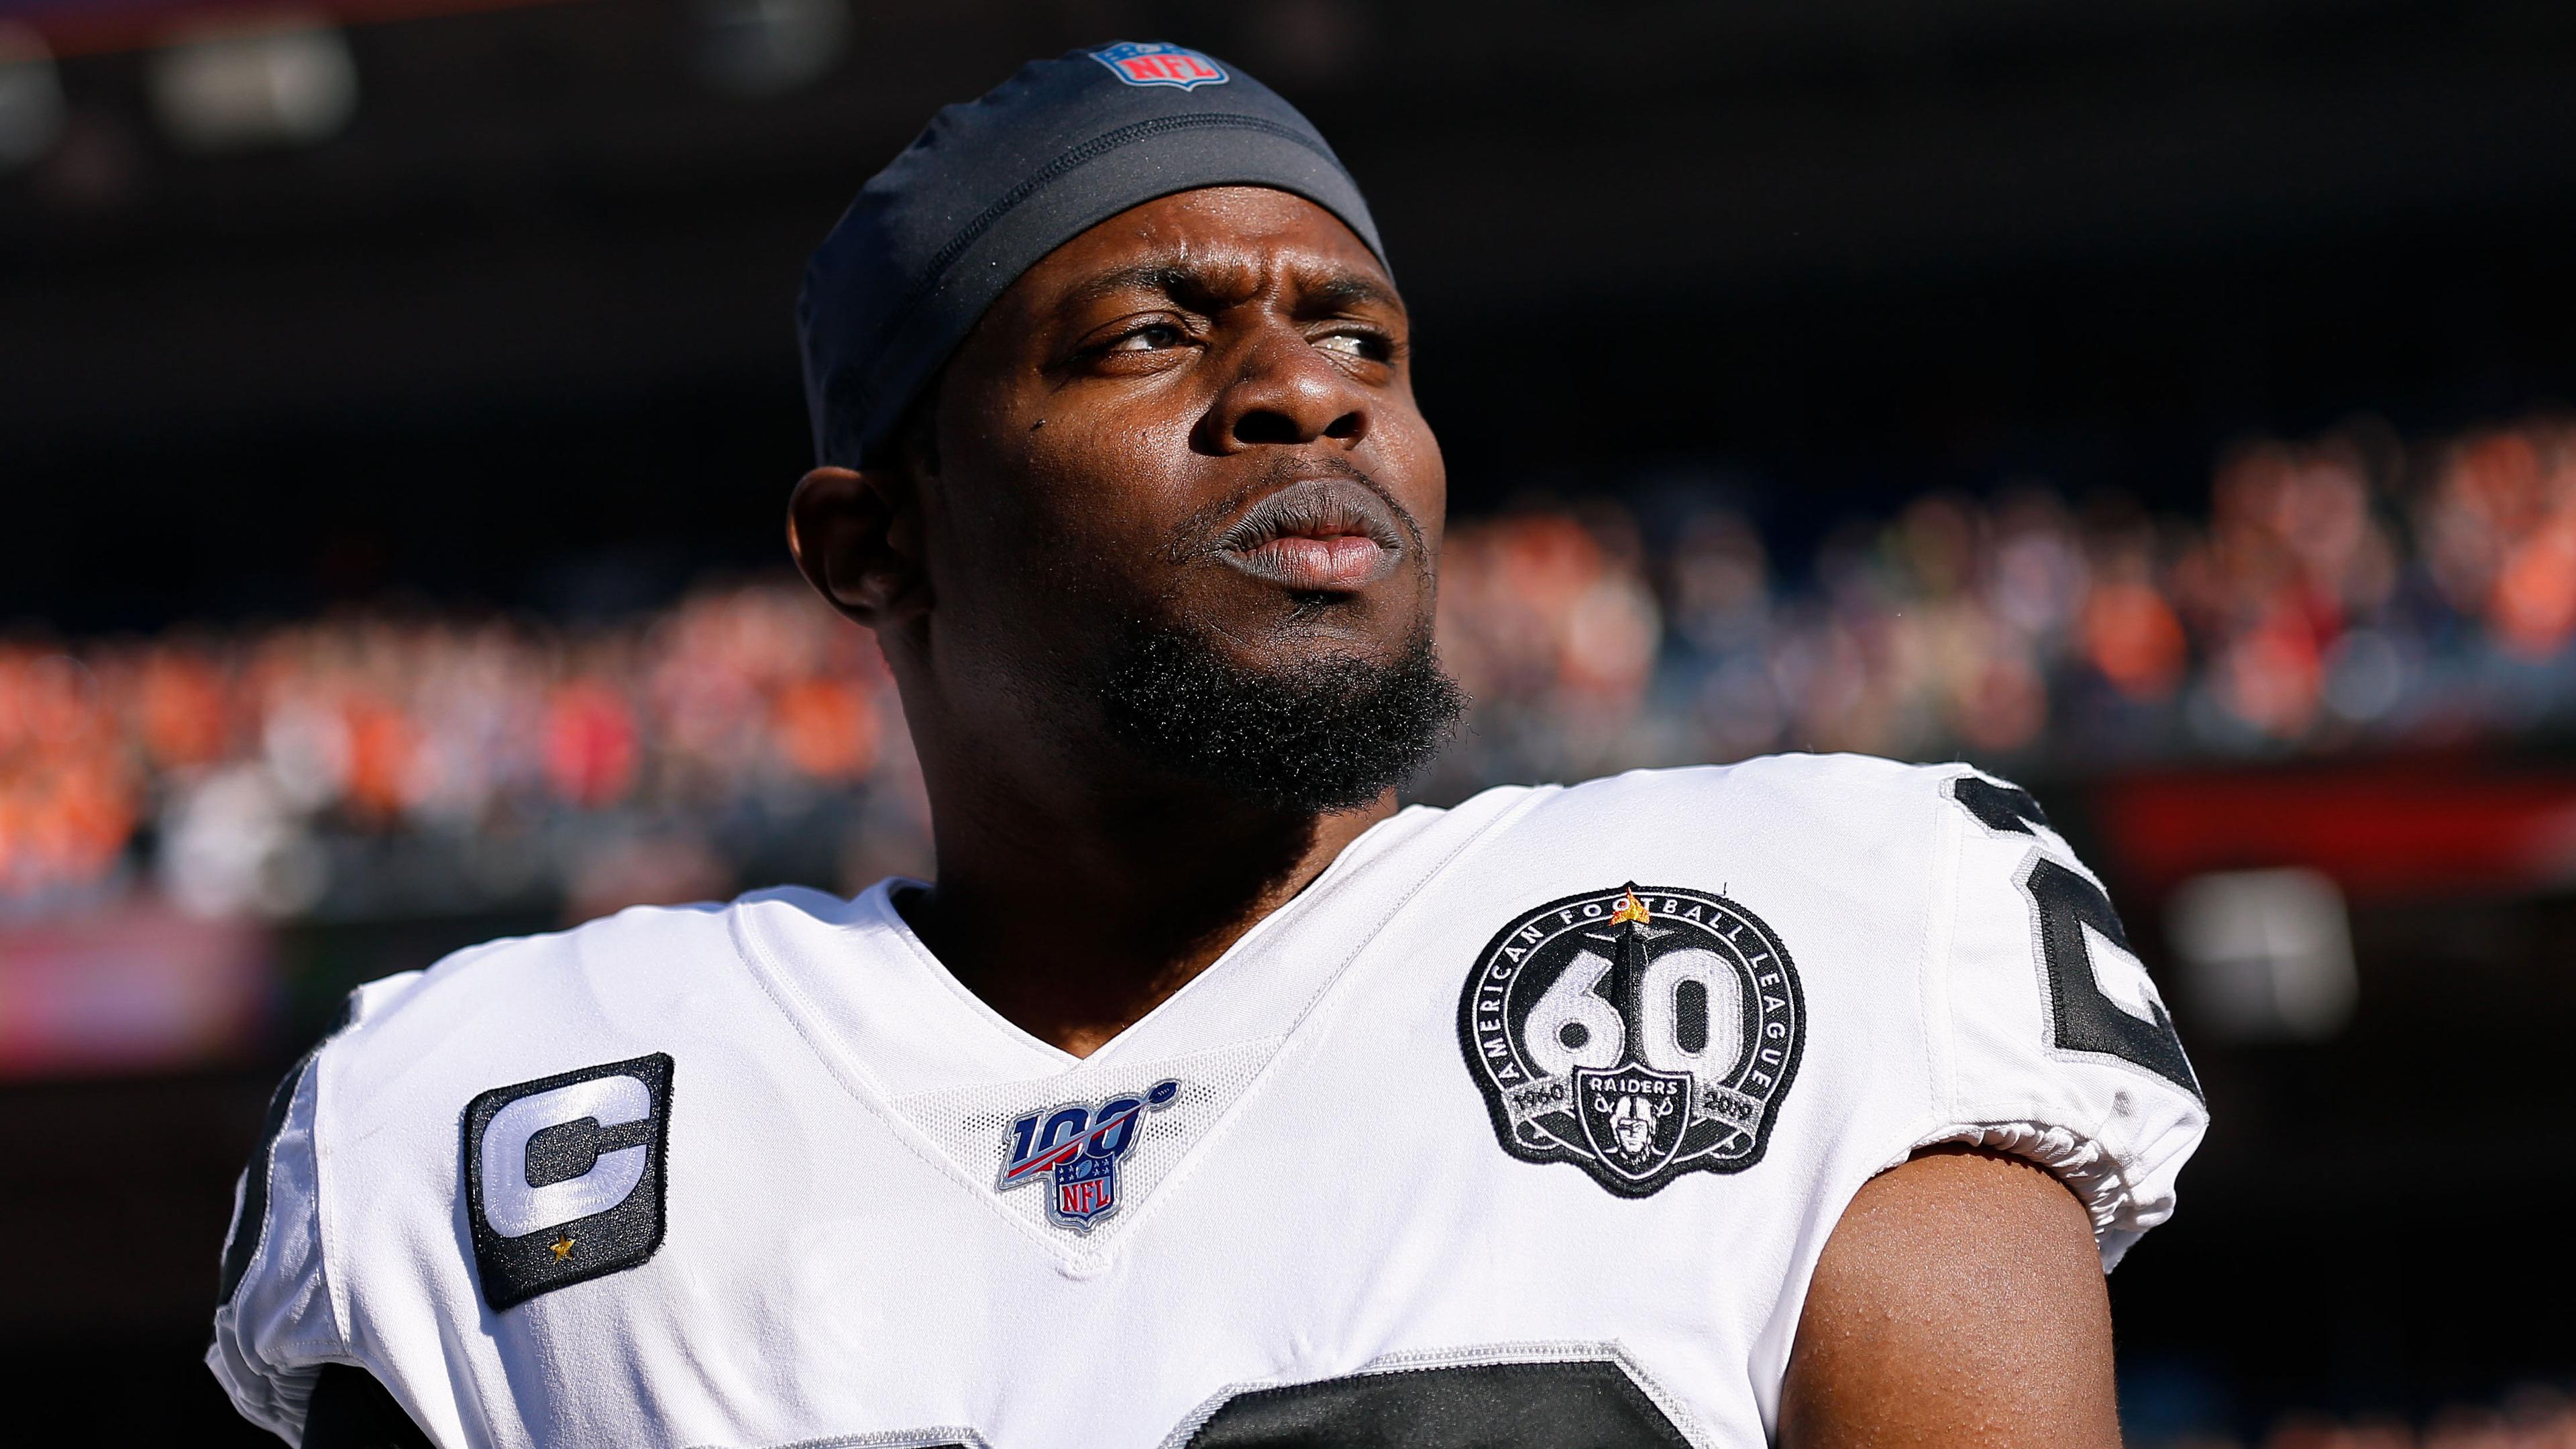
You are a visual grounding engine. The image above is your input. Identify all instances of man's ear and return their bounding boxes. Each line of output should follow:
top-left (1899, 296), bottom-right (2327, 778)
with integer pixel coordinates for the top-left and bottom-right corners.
top-left (786, 466), bottom-right (930, 627)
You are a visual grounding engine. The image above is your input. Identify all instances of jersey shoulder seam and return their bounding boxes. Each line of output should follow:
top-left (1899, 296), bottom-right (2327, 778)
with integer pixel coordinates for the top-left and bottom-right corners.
top-left (307, 1027), bottom-right (355, 1352)
top-left (1921, 763), bottom-right (1964, 1126)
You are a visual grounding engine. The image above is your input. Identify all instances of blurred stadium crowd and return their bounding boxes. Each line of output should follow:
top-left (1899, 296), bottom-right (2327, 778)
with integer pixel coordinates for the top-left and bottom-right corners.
top-left (2167, 1392), bottom-right (2576, 1449)
top-left (3, 413), bottom-right (2573, 920)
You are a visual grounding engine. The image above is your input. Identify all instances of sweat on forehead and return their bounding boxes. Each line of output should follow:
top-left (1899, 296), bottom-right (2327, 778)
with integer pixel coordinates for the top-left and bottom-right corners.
top-left (797, 40), bottom-right (1388, 471)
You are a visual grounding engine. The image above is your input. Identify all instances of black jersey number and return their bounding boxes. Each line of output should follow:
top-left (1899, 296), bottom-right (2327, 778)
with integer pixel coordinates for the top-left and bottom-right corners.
top-left (2023, 855), bottom-right (2201, 1099)
top-left (1184, 1359), bottom-right (1688, 1447)
top-left (305, 1358), bottom-right (1687, 1448)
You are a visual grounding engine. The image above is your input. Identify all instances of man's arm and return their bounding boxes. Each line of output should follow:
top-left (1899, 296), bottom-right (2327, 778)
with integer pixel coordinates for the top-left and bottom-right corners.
top-left (1779, 1144), bottom-right (2122, 1448)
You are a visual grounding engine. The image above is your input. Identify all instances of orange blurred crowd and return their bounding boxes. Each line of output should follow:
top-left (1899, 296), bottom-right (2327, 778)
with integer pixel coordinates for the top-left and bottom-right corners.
top-left (3, 413), bottom-right (2573, 916)
top-left (1431, 413), bottom-right (2576, 793)
top-left (0, 582), bottom-right (915, 917)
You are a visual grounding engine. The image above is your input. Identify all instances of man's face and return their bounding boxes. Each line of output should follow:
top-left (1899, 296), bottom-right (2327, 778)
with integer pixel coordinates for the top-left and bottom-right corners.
top-left (908, 185), bottom-right (1454, 806)
top-left (1611, 1097), bottom-right (1657, 1157)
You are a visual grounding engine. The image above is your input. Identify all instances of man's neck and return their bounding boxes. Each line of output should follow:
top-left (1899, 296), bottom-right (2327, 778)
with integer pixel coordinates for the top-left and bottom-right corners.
top-left (896, 780), bottom-right (1396, 1058)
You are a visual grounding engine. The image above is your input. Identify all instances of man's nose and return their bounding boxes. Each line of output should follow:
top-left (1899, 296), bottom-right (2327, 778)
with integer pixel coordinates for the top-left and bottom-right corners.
top-left (1199, 327), bottom-right (1368, 452)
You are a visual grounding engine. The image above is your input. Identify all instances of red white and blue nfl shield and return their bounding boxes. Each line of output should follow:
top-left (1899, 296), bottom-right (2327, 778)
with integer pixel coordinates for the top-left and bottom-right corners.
top-left (1090, 42), bottom-right (1230, 91)
top-left (1054, 1152), bottom-right (1119, 1226)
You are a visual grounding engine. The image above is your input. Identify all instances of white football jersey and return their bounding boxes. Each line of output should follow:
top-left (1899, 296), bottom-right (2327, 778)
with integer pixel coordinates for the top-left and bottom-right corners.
top-left (211, 755), bottom-right (2207, 1448)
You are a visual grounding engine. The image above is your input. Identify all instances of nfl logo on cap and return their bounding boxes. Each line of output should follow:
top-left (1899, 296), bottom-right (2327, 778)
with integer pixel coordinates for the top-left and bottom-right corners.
top-left (1091, 42), bottom-right (1229, 91)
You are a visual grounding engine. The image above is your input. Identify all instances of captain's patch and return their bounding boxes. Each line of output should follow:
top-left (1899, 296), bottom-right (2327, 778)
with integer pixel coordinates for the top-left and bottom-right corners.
top-left (463, 1053), bottom-right (673, 1308)
top-left (1459, 885), bottom-right (1804, 1197)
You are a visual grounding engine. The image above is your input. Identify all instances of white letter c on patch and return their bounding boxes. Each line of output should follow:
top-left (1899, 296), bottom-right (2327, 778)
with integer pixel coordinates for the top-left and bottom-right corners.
top-left (478, 1074), bottom-right (651, 1238)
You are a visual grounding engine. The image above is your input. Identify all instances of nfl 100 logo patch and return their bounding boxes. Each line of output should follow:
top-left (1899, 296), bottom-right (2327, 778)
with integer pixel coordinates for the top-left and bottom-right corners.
top-left (1458, 885), bottom-right (1805, 1197)
top-left (998, 1079), bottom-right (1180, 1231)
top-left (1089, 41), bottom-right (1229, 90)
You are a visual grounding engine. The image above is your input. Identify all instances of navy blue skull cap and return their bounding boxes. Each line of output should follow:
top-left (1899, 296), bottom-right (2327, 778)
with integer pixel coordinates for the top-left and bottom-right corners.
top-left (797, 40), bottom-right (1389, 469)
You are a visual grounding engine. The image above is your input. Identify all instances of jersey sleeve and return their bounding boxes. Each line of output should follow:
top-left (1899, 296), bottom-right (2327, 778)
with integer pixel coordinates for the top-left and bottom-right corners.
top-left (208, 970), bottom-right (429, 1444)
top-left (1923, 769), bottom-right (2210, 1269)
top-left (208, 1051), bottom-right (341, 1444)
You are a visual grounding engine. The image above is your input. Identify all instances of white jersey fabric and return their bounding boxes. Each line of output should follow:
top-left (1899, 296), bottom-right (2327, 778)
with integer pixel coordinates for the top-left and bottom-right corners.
top-left (211, 755), bottom-right (2207, 1448)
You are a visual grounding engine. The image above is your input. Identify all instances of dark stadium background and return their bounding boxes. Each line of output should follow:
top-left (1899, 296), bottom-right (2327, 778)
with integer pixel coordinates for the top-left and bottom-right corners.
top-left (4, 1), bottom-right (2575, 1443)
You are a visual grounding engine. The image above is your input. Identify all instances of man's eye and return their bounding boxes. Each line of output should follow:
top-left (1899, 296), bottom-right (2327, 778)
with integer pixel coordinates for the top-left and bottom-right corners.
top-left (1105, 323), bottom-right (1186, 353)
top-left (1314, 331), bottom-right (1389, 362)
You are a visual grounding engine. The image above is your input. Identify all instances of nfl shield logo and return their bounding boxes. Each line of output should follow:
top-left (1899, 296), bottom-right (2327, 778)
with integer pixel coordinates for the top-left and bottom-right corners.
top-left (1090, 42), bottom-right (1230, 91)
top-left (1055, 1152), bottom-right (1119, 1226)
top-left (1575, 1063), bottom-right (1692, 1184)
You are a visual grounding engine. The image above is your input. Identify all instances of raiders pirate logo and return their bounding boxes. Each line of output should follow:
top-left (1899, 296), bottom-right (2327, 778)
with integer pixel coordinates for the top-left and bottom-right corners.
top-left (1459, 885), bottom-right (1805, 1197)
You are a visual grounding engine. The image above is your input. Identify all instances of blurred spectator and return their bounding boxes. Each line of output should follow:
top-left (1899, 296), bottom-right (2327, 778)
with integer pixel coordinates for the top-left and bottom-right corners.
top-left (4, 413), bottom-right (2575, 920)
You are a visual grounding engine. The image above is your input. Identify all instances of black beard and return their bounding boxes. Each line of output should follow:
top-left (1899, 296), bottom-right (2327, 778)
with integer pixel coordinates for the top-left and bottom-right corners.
top-left (1096, 617), bottom-right (1466, 814)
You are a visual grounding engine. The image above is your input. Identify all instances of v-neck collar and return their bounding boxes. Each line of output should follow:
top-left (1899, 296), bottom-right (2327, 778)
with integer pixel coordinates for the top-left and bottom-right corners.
top-left (729, 786), bottom-right (1540, 1270)
top-left (736, 794), bottom-right (1523, 1101)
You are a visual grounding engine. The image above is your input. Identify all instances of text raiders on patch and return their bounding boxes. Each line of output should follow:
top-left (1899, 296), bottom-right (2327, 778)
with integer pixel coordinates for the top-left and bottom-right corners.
top-left (1459, 884), bottom-right (1805, 1196)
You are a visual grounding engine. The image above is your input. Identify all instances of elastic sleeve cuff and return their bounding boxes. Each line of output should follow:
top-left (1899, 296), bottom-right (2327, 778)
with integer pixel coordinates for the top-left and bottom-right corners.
top-left (1910, 1120), bottom-right (2170, 1270)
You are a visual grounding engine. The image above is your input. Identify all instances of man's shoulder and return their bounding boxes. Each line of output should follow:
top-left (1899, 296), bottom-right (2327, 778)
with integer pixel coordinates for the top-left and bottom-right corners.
top-left (1494, 751), bottom-right (1972, 851)
top-left (1433, 753), bottom-right (1988, 996)
top-left (1430, 753), bottom-right (1974, 981)
top-left (313, 886), bottom-right (856, 1118)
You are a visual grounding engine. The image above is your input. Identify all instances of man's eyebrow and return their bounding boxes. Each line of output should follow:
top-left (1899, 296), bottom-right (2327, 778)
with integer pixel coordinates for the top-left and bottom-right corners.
top-left (1058, 260), bottom-right (1404, 315)
top-left (1297, 270), bottom-right (1405, 317)
top-left (1062, 262), bottom-right (1201, 311)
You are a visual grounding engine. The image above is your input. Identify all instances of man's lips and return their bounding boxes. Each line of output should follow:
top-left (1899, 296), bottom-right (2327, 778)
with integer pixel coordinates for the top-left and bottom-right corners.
top-left (1212, 476), bottom-right (1407, 592)
top-left (1239, 534), bottom-right (1387, 590)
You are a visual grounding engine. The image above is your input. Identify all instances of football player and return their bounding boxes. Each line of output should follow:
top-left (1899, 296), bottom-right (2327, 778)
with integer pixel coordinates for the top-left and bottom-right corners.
top-left (213, 41), bottom-right (2206, 1448)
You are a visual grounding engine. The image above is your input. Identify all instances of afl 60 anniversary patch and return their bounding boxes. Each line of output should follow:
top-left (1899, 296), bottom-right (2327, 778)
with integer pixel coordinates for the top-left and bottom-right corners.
top-left (1460, 885), bottom-right (1803, 1197)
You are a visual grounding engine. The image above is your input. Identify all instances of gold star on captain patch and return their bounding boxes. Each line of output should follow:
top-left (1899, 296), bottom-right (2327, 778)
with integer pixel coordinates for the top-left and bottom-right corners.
top-left (549, 1234), bottom-right (576, 1261)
